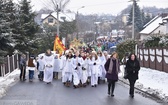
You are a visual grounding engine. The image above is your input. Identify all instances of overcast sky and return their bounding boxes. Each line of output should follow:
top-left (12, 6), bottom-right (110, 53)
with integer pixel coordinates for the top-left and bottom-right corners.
top-left (17, 0), bottom-right (168, 15)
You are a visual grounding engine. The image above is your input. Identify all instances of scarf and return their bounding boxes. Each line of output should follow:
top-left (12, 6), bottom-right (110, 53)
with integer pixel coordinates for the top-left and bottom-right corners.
top-left (108, 58), bottom-right (119, 74)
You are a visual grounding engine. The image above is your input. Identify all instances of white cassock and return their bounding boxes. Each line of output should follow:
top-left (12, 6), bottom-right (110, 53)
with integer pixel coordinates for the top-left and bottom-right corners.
top-left (72, 57), bottom-right (84, 85)
top-left (38, 58), bottom-right (45, 72)
top-left (98, 55), bottom-right (106, 80)
top-left (63, 58), bottom-right (73, 82)
top-left (43, 54), bottom-right (54, 83)
top-left (60, 55), bottom-right (66, 83)
top-left (81, 58), bottom-right (89, 84)
top-left (89, 57), bottom-right (100, 86)
top-left (85, 58), bottom-right (91, 77)
top-left (53, 54), bottom-right (61, 72)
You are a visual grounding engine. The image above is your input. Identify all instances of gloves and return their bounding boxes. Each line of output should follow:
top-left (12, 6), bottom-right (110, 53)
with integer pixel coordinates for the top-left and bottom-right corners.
top-left (93, 62), bottom-right (96, 65)
top-left (75, 67), bottom-right (78, 70)
top-left (78, 63), bottom-right (81, 66)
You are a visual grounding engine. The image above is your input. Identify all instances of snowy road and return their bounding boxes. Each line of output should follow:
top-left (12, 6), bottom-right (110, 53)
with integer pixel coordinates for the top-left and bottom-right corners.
top-left (0, 79), bottom-right (165, 105)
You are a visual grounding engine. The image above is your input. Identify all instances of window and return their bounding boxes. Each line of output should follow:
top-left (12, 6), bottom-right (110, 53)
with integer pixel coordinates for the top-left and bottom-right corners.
top-left (48, 18), bottom-right (54, 23)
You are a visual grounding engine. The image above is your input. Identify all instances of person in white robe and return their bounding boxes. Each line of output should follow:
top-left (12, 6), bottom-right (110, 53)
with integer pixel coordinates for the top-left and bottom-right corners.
top-left (85, 53), bottom-right (91, 84)
top-left (72, 51), bottom-right (84, 88)
top-left (62, 51), bottom-right (73, 87)
top-left (81, 52), bottom-right (88, 87)
top-left (38, 56), bottom-right (45, 81)
top-left (60, 51), bottom-right (69, 84)
top-left (43, 49), bottom-right (54, 84)
top-left (89, 51), bottom-right (100, 87)
top-left (97, 51), bottom-right (106, 83)
top-left (53, 53), bottom-right (60, 79)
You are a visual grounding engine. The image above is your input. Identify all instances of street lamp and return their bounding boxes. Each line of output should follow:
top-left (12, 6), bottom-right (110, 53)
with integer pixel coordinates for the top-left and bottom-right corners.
top-left (76, 6), bottom-right (85, 40)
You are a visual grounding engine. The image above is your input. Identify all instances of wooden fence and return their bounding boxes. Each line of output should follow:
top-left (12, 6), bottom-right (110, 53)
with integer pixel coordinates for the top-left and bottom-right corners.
top-left (0, 54), bottom-right (19, 77)
top-left (137, 47), bottom-right (168, 73)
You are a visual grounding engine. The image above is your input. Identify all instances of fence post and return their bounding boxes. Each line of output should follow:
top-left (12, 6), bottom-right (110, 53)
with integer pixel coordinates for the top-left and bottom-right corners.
top-left (162, 48), bottom-right (164, 72)
top-left (17, 54), bottom-right (19, 69)
top-left (12, 55), bottom-right (15, 70)
top-left (0, 65), bottom-right (3, 77)
top-left (142, 48), bottom-right (145, 67)
top-left (2, 64), bottom-right (5, 77)
top-left (147, 48), bottom-right (150, 68)
top-left (154, 48), bottom-right (157, 70)
top-left (7, 55), bottom-right (10, 73)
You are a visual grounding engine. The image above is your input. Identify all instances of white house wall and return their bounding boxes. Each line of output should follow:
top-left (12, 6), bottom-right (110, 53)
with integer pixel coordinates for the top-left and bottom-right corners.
top-left (43, 16), bottom-right (58, 26)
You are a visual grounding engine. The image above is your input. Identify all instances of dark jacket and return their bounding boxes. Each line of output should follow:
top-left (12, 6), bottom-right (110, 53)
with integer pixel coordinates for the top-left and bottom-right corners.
top-left (126, 59), bottom-right (140, 80)
top-left (19, 57), bottom-right (26, 69)
top-left (104, 58), bottom-right (120, 81)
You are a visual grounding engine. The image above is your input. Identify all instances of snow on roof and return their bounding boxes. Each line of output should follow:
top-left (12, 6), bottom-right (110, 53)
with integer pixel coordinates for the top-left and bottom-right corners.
top-left (41, 14), bottom-right (49, 20)
top-left (140, 16), bottom-right (163, 34)
top-left (143, 15), bottom-right (160, 28)
top-left (41, 12), bottom-right (75, 22)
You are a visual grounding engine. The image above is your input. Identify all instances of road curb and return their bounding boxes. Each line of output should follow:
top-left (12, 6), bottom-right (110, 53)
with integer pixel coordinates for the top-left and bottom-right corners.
top-left (118, 77), bottom-right (167, 103)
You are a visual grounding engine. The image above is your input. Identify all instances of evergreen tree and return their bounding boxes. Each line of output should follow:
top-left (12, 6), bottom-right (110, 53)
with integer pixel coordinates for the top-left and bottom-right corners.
top-left (14, 0), bottom-right (39, 53)
top-left (127, 1), bottom-right (143, 32)
top-left (0, 0), bottom-right (13, 53)
top-left (145, 13), bottom-right (152, 25)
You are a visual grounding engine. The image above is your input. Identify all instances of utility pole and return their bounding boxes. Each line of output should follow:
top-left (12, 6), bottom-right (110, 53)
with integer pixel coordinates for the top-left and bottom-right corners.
top-left (76, 6), bottom-right (85, 40)
top-left (132, 0), bottom-right (135, 40)
top-left (56, 4), bottom-right (60, 36)
top-left (76, 11), bottom-right (79, 40)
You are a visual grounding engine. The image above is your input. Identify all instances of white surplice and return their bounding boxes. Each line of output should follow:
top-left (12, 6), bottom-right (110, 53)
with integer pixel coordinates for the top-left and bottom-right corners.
top-left (62, 57), bottom-right (73, 82)
top-left (89, 57), bottom-right (100, 86)
top-left (60, 55), bottom-right (66, 83)
top-left (72, 57), bottom-right (84, 85)
top-left (43, 54), bottom-right (54, 83)
top-left (98, 55), bottom-right (106, 79)
top-left (53, 54), bottom-right (61, 72)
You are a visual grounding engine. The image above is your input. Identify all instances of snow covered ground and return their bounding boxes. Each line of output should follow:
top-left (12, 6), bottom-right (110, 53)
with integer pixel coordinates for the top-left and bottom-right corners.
top-left (119, 65), bottom-right (168, 102)
top-left (0, 69), bottom-right (20, 98)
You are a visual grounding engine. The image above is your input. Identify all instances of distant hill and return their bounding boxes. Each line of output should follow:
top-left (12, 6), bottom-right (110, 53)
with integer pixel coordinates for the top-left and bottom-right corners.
top-left (120, 5), bottom-right (168, 16)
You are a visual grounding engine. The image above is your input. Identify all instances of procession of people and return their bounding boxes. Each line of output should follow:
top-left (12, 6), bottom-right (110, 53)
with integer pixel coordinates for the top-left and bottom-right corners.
top-left (19, 47), bottom-right (140, 98)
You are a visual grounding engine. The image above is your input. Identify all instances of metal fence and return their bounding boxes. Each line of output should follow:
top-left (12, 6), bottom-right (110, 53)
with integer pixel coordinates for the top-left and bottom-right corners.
top-left (0, 54), bottom-right (19, 77)
top-left (137, 47), bottom-right (168, 73)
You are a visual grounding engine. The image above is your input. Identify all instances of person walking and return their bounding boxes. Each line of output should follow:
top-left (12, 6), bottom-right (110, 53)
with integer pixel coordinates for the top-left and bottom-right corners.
top-left (72, 51), bottom-right (84, 88)
top-left (27, 55), bottom-right (37, 82)
top-left (104, 52), bottom-right (120, 97)
top-left (53, 53), bottom-right (60, 80)
top-left (38, 56), bottom-right (45, 81)
top-left (89, 51), bottom-right (100, 87)
top-left (43, 49), bottom-right (54, 84)
top-left (63, 50), bottom-right (73, 87)
top-left (125, 53), bottom-right (140, 98)
top-left (19, 54), bottom-right (27, 81)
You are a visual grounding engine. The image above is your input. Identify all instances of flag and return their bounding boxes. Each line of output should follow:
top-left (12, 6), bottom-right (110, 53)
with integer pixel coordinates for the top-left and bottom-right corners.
top-left (53, 35), bottom-right (66, 55)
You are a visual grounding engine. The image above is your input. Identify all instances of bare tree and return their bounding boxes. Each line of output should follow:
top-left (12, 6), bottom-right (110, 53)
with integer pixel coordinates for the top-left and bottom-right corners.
top-left (50, 0), bottom-right (70, 12)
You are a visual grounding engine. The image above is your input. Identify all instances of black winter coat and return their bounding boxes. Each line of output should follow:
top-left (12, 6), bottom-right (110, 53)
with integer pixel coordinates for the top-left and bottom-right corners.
top-left (125, 59), bottom-right (140, 80)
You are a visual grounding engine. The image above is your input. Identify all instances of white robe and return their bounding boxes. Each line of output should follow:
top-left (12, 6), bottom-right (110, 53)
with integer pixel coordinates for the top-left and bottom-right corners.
top-left (63, 58), bottom-right (73, 82)
top-left (43, 54), bottom-right (54, 83)
top-left (38, 59), bottom-right (45, 71)
top-left (81, 58), bottom-right (91, 84)
top-left (89, 57), bottom-right (100, 86)
top-left (53, 54), bottom-right (61, 72)
top-left (72, 57), bottom-right (84, 85)
top-left (98, 55), bottom-right (106, 79)
top-left (60, 55), bottom-right (66, 83)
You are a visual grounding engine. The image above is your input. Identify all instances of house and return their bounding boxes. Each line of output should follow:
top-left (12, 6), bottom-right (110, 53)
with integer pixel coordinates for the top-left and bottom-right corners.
top-left (122, 14), bottom-right (129, 25)
top-left (140, 13), bottom-right (168, 41)
top-left (41, 12), bottom-right (76, 26)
